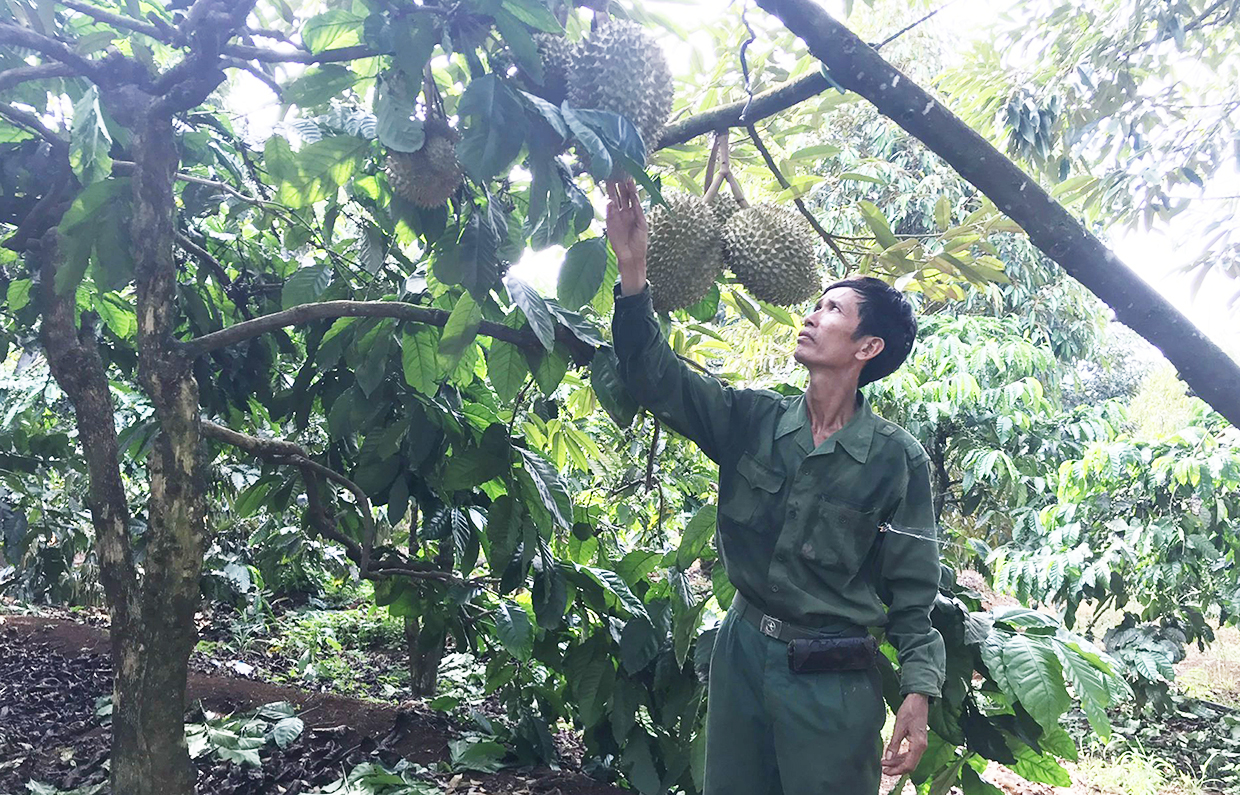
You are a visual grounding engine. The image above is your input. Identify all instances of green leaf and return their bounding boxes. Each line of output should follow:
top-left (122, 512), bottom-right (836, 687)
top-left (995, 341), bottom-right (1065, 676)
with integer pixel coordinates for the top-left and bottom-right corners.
top-left (401, 327), bottom-right (442, 395)
top-left (500, 0), bottom-right (563, 32)
top-left (495, 600), bottom-right (534, 661)
top-left (673, 597), bottom-right (707, 667)
top-left (839, 171), bottom-right (886, 185)
top-left (1008, 741), bottom-right (1072, 787)
top-left (556, 237), bottom-right (608, 311)
top-left (560, 103), bottom-right (612, 180)
top-left (525, 344), bottom-right (568, 396)
top-left (271, 717), bottom-right (304, 749)
top-left (564, 637), bottom-right (614, 728)
top-left (504, 273), bottom-right (556, 351)
top-left (275, 135), bottom-right (370, 208)
top-left (621, 731), bottom-right (662, 795)
top-left (449, 738), bottom-right (508, 773)
top-left (518, 448), bottom-right (571, 528)
top-left (576, 564), bottom-right (649, 621)
top-left (284, 65), bottom-right (358, 108)
top-left (960, 765), bottom-right (1003, 795)
top-left (711, 563), bottom-right (735, 610)
top-left (94, 292), bottom-right (136, 339)
top-left (532, 561), bottom-right (567, 629)
top-left (487, 340), bottom-right (528, 404)
top-left (302, 9), bottom-right (365, 52)
top-left (1000, 635), bottom-right (1071, 732)
top-left (375, 75), bottom-right (425, 152)
top-left (7, 279), bottom-right (32, 312)
top-left (456, 75), bottom-right (528, 182)
top-left (69, 85), bottom-right (112, 186)
top-left (493, 7), bottom-right (543, 84)
top-left (442, 423), bottom-right (510, 490)
top-left (619, 617), bottom-right (660, 674)
top-left (590, 346), bottom-right (639, 428)
top-left (391, 14), bottom-right (439, 89)
top-left (282, 263), bottom-right (332, 308)
top-left (857, 200), bottom-right (899, 249)
top-left (677, 505), bottom-right (717, 570)
top-left (434, 212), bottom-right (503, 303)
top-left (934, 195), bottom-right (952, 232)
top-left (563, 106), bottom-right (647, 169)
top-left (439, 292), bottom-right (483, 358)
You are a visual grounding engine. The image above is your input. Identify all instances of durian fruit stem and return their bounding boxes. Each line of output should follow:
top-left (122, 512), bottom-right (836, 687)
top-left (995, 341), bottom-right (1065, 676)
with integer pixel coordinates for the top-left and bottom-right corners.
top-left (715, 128), bottom-right (749, 208)
top-left (702, 166), bottom-right (727, 204)
top-left (704, 132), bottom-right (722, 194)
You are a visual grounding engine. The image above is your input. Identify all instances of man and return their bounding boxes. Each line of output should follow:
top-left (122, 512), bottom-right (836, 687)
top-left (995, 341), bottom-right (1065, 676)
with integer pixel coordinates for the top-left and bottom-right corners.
top-left (604, 178), bottom-right (944, 794)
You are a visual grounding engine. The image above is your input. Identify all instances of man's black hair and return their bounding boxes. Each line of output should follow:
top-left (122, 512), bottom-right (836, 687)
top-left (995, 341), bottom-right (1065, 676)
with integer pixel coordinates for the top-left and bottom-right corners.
top-left (822, 276), bottom-right (918, 387)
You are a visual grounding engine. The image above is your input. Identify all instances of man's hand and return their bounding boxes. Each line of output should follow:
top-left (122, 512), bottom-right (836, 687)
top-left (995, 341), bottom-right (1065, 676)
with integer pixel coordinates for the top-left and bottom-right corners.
top-left (604, 177), bottom-right (648, 296)
top-left (882, 693), bottom-right (929, 777)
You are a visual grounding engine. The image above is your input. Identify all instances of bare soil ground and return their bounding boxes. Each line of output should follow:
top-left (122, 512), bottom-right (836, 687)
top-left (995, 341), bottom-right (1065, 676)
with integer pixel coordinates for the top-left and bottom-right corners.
top-left (0, 615), bottom-right (622, 795)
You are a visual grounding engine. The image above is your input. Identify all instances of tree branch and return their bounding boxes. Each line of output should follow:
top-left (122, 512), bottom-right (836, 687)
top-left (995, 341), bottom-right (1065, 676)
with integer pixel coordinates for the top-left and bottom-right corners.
top-left (222, 42), bottom-right (382, 64)
top-left (182, 299), bottom-right (594, 363)
top-left (657, 71), bottom-right (832, 148)
top-left (746, 122), bottom-right (850, 267)
top-left (756, 0), bottom-right (1240, 428)
top-left (0, 24), bottom-right (103, 79)
top-left (0, 101), bottom-right (66, 146)
top-left (200, 420), bottom-right (466, 585)
top-left (58, 0), bottom-right (173, 43)
top-left (0, 63), bottom-right (78, 93)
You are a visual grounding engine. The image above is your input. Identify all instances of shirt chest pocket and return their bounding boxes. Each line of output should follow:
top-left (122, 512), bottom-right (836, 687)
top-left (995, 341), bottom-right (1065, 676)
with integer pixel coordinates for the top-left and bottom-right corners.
top-left (720, 453), bottom-right (784, 529)
top-left (799, 498), bottom-right (879, 576)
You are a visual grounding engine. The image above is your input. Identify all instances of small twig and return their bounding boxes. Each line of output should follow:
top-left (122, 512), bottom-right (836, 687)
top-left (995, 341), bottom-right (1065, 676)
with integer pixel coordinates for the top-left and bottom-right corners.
top-left (703, 132), bottom-right (722, 193)
top-left (873, 0), bottom-right (957, 50)
top-left (222, 58), bottom-right (283, 100)
top-left (0, 101), bottom-right (65, 146)
top-left (746, 122), bottom-right (850, 267)
top-left (223, 42), bottom-right (382, 64)
top-left (508, 377), bottom-right (536, 437)
top-left (644, 419), bottom-right (660, 492)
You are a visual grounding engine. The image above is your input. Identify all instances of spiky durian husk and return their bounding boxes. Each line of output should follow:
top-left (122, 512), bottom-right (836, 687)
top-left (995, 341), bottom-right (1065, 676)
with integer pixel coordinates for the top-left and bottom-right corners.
top-left (721, 204), bottom-right (821, 306)
top-left (708, 192), bottom-right (741, 228)
top-left (531, 33), bottom-right (574, 105)
top-left (646, 191), bottom-right (724, 313)
top-left (385, 120), bottom-right (462, 208)
top-left (567, 19), bottom-right (673, 156)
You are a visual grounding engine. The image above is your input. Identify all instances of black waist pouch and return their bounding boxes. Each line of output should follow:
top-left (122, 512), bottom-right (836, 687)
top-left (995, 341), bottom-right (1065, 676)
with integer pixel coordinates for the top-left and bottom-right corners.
top-left (787, 635), bottom-right (878, 673)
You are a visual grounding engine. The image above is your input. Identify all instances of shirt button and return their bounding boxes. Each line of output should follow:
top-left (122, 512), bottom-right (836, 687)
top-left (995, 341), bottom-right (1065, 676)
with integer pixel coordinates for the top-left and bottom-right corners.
top-left (770, 584), bottom-right (779, 593)
top-left (775, 552), bottom-right (787, 562)
top-left (789, 508), bottom-right (798, 518)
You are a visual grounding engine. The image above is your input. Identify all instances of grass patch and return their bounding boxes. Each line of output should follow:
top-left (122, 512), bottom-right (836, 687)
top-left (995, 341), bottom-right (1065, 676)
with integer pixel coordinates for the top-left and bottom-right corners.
top-left (1073, 748), bottom-right (1211, 795)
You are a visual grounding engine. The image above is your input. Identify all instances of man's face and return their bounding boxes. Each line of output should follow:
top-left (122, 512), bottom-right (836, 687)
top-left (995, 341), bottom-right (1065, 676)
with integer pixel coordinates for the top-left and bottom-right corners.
top-left (793, 287), bottom-right (884, 370)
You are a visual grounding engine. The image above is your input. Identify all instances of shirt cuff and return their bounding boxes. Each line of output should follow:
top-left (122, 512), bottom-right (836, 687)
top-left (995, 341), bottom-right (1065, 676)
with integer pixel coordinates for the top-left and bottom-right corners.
top-left (613, 282), bottom-right (652, 311)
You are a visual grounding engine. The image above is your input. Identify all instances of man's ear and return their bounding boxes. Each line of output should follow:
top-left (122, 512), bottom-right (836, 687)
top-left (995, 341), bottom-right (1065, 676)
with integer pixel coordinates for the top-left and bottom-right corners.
top-left (856, 335), bottom-right (885, 363)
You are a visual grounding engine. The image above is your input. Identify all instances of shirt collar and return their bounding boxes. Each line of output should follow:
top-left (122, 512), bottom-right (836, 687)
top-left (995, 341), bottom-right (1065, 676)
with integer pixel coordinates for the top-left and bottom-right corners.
top-left (776, 391), bottom-right (877, 464)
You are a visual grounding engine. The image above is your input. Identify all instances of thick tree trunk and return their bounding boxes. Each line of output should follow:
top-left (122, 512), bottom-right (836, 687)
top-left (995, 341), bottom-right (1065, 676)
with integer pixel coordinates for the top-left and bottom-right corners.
top-left (755, 0), bottom-right (1240, 428)
top-left (405, 615), bottom-right (447, 697)
top-left (106, 107), bottom-right (208, 795)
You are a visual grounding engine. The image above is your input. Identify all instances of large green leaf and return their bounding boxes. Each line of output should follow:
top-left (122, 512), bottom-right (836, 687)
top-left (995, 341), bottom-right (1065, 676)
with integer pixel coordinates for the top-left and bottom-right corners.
top-left (1053, 639), bottom-right (1114, 739)
top-left (456, 75), bottom-right (528, 182)
top-left (564, 635), bottom-right (614, 728)
top-left (275, 135), bottom-right (370, 208)
top-left (556, 237), bottom-right (608, 311)
top-left (282, 263), bottom-right (332, 309)
top-left (532, 559), bottom-right (567, 629)
top-left (434, 212), bottom-right (503, 303)
top-left (504, 273), bottom-right (556, 351)
top-left (518, 448), bottom-right (571, 528)
top-left (574, 564), bottom-right (649, 621)
top-left (401, 327), bottom-right (442, 395)
top-left (487, 340), bottom-right (528, 404)
top-left (561, 103), bottom-right (612, 180)
top-left (560, 106), bottom-right (647, 170)
top-left (495, 600), bottom-right (534, 661)
top-left (284, 65), bottom-right (358, 108)
top-left (590, 346), bottom-right (639, 428)
top-left (439, 292), bottom-right (483, 358)
top-left (1000, 634), bottom-right (1071, 732)
top-left (69, 85), bottom-right (112, 186)
top-left (441, 423), bottom-right (510, 490)
top-left (374, 75), bottom-right (425, 153)
top-left (391, 14), bottom-right (439, 90)
top-left (857, 200), bottom-right (899, 249)
top-left (620, 730), bottom-right (662, 795)
top-left (619, 616), bottom-right (660, 674)
top-left (676, 505), bottom-right (718, 570)
top-left (500, 0), bottom-right (563, 32)
top-left (302, 9), bottom-right (365, 52)
top-left (1007, 741), bottom-right (1072, 787)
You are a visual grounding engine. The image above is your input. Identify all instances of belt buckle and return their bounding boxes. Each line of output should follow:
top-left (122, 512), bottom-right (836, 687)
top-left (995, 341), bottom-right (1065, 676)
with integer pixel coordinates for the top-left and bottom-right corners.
top-left (759, 614), bottom-right (783, 638)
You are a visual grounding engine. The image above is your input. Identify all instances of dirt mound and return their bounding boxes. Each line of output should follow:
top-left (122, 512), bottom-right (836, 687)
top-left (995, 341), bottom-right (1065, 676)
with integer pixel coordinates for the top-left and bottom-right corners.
top-left (0, 616), bottom-right (622, 795)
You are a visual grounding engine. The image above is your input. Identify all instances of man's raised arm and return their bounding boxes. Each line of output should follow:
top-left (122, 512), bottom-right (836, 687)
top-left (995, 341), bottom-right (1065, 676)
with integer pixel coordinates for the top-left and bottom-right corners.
top-left (605, 179), bottom-right (756, 465)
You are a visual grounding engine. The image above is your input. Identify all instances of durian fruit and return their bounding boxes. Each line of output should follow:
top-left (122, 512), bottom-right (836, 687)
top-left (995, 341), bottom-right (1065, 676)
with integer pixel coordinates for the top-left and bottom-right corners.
top-left (385, 118), bottom-right (462, 207)
top-left (722, 204), bottom-right (822, 306)
top-left (567, 19), bottom-right (673, 155)
top-left (708, 192), bottom-right (741, 228)
top-left (645, 191), bottom-right (724, 313)
top-left (531, 33), bottom-right (574, 105)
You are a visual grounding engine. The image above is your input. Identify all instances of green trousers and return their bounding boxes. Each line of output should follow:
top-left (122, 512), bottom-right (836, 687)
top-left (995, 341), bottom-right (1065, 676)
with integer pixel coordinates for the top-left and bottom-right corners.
top-left (704, 607), bottom-right (885, 795)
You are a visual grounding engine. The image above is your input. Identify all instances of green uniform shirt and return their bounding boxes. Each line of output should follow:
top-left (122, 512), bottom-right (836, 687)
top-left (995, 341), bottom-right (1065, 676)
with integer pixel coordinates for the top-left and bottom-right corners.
top-left (613, 286), bottom-right (946, 697)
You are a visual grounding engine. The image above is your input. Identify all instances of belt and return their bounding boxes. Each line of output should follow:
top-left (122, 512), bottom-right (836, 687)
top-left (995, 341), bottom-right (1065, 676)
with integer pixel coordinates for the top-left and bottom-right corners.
top-left (732, 593), bottom-right (865, 643)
